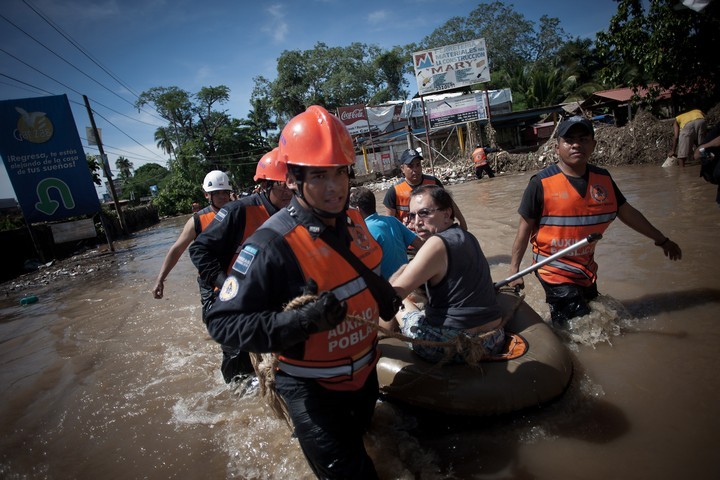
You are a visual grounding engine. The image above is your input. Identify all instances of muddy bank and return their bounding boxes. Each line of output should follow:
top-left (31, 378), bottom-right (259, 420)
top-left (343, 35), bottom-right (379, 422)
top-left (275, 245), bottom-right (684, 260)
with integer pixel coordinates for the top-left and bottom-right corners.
top-left (362, 104), bottom-right (720, 192)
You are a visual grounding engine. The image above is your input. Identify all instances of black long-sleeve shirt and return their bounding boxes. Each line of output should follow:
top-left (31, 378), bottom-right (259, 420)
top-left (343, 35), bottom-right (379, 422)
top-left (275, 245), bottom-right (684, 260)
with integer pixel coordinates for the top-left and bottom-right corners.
top-left (189, 192), bottom-right (279, 289)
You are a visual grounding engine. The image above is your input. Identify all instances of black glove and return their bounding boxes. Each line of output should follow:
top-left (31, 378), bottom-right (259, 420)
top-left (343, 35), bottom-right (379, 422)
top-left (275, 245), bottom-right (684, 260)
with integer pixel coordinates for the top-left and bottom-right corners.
top-left (363, 273), bottom-right (401, 321)
top-left (297, 291), bottom-right (348, 334)
top-left (302, 278), bottom-right (318, 296)
top-left (378, 293), bottom-right (402, 322)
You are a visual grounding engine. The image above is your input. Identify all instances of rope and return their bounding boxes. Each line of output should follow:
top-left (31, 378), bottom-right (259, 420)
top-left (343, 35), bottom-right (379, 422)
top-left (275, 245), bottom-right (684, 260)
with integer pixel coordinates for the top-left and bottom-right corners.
top-left (250, 288), bottom-right (524, 426)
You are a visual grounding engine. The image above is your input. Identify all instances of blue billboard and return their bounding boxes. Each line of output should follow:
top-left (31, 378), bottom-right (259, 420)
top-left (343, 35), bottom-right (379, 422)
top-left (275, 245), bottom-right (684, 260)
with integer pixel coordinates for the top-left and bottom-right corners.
top-left (0, 95), bottom-right (100, 223)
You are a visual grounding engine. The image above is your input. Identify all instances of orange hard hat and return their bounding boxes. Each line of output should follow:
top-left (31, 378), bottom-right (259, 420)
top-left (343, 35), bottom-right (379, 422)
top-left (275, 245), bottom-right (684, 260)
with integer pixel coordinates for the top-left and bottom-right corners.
top-left (278, 105), bottom-right (355, 167)
top-left (253, 147), bottom-right (287, 182)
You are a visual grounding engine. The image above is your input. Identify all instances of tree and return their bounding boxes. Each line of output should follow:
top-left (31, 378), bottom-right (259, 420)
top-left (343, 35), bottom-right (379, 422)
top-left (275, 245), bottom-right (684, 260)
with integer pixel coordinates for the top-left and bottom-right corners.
top-left (154, 126), bottom-right (176, 157)
top-left (596, 0), bottom-right (720, 107)
top-left (415, 1), bottom-right (538, 73)
top-left (115, 156), bottom-right (133, 180)
top-left (121, 163), bottom-right (169, 201)
top-left (152, 169), bottom-right (202, 217)
top-left (136, 84), bottom-right (267, 211)
top-left (248, 78), bottom-right (277, 140)
top-left (502, 64), bottom-right (577, 109)
top-left (371, 47), bottom-right (410, 104)
top-left (86, 154), bottom-right (102, 186)
top-left (532, 15), bottom-right (570, 63)
top-left (252, 42), bottom-right (409, 129)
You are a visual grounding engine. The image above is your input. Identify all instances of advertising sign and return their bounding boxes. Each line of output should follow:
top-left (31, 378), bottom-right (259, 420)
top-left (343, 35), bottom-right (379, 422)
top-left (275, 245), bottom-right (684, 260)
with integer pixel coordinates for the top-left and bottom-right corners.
top-left (0, 95), bottom-right (100, 223)
top-left (427, 93), bottom-right (487, 129)
top-left (337, 104), bottom-right (369, 136)
top-left (338, 104), bottom-right (400, 136)
top-left (413, 38), bottom-right (490, 95)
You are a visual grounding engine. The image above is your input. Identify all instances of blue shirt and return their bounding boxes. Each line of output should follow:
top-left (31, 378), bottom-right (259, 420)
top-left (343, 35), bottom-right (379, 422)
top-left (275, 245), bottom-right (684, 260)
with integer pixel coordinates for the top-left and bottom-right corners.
top-left (364, 212), bottom-right (417, 279)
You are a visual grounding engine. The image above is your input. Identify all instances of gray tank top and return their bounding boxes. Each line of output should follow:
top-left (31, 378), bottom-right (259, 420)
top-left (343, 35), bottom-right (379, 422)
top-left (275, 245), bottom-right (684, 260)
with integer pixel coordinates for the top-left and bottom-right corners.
top-left (424, 225), bottom-right (501, 329)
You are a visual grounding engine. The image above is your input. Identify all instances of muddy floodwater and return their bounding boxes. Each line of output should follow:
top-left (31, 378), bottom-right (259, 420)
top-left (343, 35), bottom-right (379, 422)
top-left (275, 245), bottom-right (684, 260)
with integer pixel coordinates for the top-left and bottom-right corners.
top-left (1, 164), bottom-right (719, 479)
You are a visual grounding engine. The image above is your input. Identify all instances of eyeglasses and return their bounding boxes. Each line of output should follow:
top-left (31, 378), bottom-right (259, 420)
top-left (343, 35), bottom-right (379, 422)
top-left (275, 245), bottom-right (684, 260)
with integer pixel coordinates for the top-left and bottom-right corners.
top-left (407, 208), bottom-right (438, 221)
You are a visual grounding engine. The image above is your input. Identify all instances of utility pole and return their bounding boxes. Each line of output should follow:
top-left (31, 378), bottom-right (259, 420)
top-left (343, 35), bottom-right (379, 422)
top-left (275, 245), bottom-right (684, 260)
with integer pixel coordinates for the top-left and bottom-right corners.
top-left (83, 95), bottom-right (127, 234)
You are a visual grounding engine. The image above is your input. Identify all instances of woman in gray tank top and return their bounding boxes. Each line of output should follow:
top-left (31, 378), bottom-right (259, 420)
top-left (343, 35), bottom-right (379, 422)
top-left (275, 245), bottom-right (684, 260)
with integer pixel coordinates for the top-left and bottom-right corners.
top-left (381, 185), bottom-right (504, 363)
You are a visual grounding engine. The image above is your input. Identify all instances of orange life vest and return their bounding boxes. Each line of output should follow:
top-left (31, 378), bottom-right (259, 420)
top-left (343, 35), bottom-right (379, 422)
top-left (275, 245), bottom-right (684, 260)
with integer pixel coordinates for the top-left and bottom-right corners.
top-left (531, 165), bottom-right (618, 286)
top-left (472, 147), bottom-right (487, 167)
top-left (276, 209), bottom-right (384, 391)
top-left (193, 205), bottom-right (216, 236)
top-left (391, 176), bottom-right (439, 224)
top-left (226, 200), bottom-right (272, 272)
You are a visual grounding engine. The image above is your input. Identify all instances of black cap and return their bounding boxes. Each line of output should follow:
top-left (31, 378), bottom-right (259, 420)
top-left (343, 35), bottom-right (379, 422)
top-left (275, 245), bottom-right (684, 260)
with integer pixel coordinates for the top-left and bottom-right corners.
top-left (556, 116), bottom-right (594, 138)
top-left (400, 148), bottom-right (423, 165)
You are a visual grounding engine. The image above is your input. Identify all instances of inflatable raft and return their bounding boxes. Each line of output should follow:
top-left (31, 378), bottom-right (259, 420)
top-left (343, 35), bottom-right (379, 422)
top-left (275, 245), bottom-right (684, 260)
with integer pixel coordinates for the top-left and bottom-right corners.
top-left (376, 290), bottom-right (573, 416)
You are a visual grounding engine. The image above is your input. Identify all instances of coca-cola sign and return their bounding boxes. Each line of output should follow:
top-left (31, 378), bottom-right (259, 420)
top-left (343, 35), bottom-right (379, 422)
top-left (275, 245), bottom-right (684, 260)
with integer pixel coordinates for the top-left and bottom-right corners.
top-left (338, 105), bottom-right (368, 123)
top-left (337, 104), bottom-right (369, 135)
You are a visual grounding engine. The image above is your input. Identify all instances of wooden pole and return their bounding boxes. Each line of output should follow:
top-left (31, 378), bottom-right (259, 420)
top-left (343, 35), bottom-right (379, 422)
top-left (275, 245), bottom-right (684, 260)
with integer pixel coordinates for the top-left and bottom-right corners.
top-left (83, 95), bottom-right (127, 234)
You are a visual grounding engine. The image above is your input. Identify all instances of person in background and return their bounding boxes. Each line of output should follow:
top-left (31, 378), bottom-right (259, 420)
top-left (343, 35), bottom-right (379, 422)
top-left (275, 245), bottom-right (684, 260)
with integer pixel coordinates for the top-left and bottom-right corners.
top-left (694, 124), bottom-right (720, 207)
top-left (191, 201), bottom-right (201, 213)
top-left (349, 187), bottom-right (423, 280)
top-left (509, 116), bottom-right (682, 327)
top-left (669, 109), bottom-right (706, 167)
top-left (189, 149), bottom-right (293, 382)
top-left (383, 148), bottom-right (467, 230)
top-left (151, 170), bottom-right (232, 302)
top-left (383, 184), bottom-right (504, 363)
top-left (205, 106), bottom-right (399, 479)
top-left (472, 144), bottom-right (495, 179)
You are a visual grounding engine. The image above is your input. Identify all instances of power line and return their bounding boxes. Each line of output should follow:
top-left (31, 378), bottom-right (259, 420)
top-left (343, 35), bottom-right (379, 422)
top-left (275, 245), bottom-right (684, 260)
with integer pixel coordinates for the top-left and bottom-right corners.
top-left (0, 74), bottom-right (54, 96)
top-left (0, 71), bottom-right (166, 163)
top-left (82, 142), bottom-right (167, 164)
top-left (90, 108), bottom-right (167, 162)
top-left (21, 0), bottom-right (146, 104)
top-left (0, 12), bottom-right (165, 125)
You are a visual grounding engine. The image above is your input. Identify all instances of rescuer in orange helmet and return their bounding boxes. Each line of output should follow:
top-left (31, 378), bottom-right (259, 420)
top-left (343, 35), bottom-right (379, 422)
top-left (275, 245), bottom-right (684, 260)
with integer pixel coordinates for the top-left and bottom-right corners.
top-left (189, 148), bottom-right (292, 384)
top-left (205, 106), bottom-right (399, 479)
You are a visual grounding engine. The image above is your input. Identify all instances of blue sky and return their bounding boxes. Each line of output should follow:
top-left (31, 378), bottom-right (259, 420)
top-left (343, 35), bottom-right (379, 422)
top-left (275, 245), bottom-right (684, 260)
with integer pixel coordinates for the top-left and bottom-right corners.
top-left (0, 0), bottom-right (619, 200)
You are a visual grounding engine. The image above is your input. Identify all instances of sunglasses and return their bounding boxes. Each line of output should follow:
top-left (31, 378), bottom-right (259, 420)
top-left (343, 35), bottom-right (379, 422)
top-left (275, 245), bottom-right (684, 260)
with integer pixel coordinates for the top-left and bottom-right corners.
top-left (407, 207), bottom-right (438, 221)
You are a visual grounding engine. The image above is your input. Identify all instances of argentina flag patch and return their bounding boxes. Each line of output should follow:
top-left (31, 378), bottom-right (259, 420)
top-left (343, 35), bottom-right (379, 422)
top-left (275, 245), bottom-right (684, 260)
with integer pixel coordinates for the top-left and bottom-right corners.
top-left (215, 208), bottom-right (228, 222)
top-left (232, 245), bottom-right (258, 275)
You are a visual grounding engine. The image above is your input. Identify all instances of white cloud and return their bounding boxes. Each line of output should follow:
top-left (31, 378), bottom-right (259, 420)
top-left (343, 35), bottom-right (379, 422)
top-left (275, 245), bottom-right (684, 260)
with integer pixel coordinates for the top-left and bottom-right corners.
top-left (263, 4), bottom-right (289, 44)
top-left (367, 10), bottom-right (389, 25)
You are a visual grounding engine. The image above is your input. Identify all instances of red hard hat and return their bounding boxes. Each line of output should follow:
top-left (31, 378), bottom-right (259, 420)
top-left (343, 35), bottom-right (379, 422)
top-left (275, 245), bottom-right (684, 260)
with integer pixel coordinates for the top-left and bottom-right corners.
top-left (278, 105), bottom-right (355, 167)
top-left (253, 147), bottom-right (287, 182)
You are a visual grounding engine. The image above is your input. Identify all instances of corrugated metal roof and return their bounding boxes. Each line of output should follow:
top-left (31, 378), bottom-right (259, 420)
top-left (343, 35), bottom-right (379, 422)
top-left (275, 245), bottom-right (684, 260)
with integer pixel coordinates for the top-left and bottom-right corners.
top-left (591, 85), bottom-right (672, 102)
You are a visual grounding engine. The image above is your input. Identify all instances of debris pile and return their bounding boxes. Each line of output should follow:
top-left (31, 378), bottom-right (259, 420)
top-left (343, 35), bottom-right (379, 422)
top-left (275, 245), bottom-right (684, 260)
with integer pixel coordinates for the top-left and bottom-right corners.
top-left (362, 103), bottom-right (720, 191)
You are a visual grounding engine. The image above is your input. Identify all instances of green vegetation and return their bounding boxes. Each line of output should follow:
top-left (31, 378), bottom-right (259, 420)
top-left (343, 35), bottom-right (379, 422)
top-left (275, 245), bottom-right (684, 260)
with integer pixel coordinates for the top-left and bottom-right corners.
top-left (128, 0), bottom-right (719, 216)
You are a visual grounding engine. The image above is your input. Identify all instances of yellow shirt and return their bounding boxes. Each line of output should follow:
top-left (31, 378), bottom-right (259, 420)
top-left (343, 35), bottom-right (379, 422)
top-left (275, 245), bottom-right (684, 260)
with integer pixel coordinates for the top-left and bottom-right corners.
top-left (676, 109), bottom-right (704, 130)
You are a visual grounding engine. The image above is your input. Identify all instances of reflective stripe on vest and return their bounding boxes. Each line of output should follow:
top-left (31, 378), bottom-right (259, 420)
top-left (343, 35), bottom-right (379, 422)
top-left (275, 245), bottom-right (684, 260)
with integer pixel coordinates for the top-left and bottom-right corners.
top-left (277, 209), bottom-right (384, 391)
top-left (277, 343), bottom-right (376, 381)
top-left (531, 165), bottom-right (617, 286)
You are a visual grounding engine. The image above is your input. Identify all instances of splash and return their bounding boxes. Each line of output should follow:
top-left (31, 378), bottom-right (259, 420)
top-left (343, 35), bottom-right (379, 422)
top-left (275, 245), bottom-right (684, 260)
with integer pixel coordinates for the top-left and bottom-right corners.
top-left (559, 295), bottom-right (630, 348)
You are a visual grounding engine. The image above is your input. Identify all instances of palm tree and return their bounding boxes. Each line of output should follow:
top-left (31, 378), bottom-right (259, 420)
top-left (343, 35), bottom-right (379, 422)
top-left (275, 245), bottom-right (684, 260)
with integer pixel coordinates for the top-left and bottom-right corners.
top-left (115, 156), bottom-right (133, 180)
top-left (154, 127), bottom-right (176, 157)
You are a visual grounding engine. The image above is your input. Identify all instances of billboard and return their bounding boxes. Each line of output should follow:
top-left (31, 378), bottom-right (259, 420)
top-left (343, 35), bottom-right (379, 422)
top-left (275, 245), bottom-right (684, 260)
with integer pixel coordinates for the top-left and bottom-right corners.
top-left (337, 104), bottom-right (369, 136)
top-left (427, 92), bottom-right (487, 129)
top-left (338, 104), bottom-right (401, 136)
top-left (413, 38), bottom-right (490, 95)
top-left (0, 95), bottom-right (100, 223)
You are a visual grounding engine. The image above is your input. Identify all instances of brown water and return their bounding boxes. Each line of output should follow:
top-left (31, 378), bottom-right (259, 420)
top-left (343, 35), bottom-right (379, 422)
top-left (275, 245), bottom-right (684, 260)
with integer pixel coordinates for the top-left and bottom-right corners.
top-left (1, 165), bottom-right (719, 479)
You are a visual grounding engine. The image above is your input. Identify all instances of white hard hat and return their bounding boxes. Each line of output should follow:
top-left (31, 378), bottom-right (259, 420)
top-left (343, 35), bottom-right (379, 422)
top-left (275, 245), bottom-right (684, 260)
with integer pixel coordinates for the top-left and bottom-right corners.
top-left (203, 170), bottom-right (231, 192)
